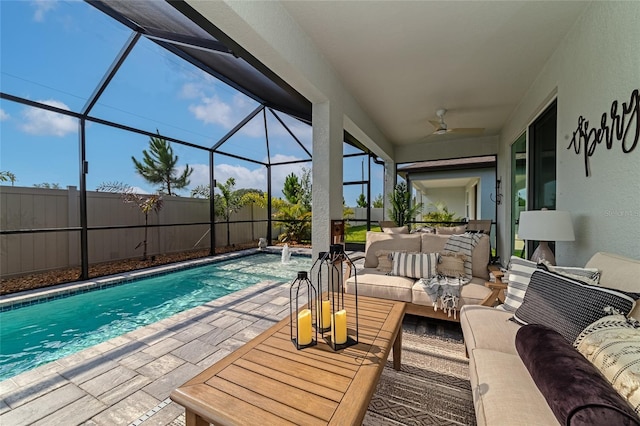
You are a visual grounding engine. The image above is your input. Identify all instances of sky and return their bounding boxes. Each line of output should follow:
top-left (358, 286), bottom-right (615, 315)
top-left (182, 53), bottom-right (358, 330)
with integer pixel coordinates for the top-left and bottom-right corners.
top-left (0, 0), bottom-right (383, 206)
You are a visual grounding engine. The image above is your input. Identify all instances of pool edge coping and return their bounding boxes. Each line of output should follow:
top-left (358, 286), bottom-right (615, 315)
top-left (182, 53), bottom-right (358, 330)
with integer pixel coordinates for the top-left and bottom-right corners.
top-left (0, 246), bottom-right (311, 311)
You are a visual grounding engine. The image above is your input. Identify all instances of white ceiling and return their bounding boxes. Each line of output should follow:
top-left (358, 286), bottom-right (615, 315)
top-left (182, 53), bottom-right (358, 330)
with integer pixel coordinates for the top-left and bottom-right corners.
top-left (280, 1), bottom-right (588, 146)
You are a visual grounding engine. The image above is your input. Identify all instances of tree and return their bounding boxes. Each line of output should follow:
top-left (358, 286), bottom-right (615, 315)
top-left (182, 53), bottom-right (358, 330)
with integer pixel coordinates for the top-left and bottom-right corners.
top-left (282, 173), bottom-right (301, 204)
top-left (97, 182), bottom-right (163, 260)
top-left (132, 132), bottom-right (193, 196)
top-left (388, 182), bottom-right (423, 227)
top-left (299, 167), bottom-right (312, 211)
top-left (216, 177), bottom-right (244, 247)
top-left (190, 184), bottom-right (211, 199)
top-left (356, 193), bottom-right (368, 208)
top-left (0, 171), bottom-right (17, 186)
top-left (34, 182), bottom-right (60, 189)
top-left (372, 194), bottom-right (384, 208)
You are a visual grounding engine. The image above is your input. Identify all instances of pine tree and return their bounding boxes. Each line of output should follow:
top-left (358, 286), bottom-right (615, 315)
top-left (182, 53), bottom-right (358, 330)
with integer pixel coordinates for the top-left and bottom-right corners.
top-left (282, 173), bottom-right (301, 204)
top-left (132, 132), bottom-right (193, 195)
top-left (356, 193), bottom-right (368, 208)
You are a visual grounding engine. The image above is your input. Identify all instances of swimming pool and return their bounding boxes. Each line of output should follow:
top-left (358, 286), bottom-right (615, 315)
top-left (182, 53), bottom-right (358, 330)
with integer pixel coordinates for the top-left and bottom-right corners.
top-left (0, 252), bottom-right (312, 381)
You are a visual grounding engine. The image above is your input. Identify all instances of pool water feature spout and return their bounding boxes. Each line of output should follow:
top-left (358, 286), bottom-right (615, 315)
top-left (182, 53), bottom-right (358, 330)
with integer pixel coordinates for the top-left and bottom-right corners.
top-left (282, 244), bottom-right (291, 263)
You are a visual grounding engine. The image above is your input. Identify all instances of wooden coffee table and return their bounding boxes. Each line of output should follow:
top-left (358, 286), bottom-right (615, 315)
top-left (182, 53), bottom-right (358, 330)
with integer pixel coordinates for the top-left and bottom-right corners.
top-left (171, 294), bottom-right (406, 425)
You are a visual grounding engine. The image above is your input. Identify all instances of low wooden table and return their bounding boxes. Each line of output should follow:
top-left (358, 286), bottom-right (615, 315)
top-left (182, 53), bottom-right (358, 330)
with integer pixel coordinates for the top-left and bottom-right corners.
top-left (171, 294), bottom-right (406, 426)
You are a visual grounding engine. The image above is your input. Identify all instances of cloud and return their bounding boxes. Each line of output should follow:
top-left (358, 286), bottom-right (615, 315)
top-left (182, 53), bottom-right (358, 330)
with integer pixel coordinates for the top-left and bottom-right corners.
top-left (0, 109), bottom-right (8, 121)
top-left (179, 155), bottom-right (310, 199)
top-left (183, 164), bottom-right (210, 188)
top-left (20, 100), bottom-right (77, 137)
top-left (187, 84), bottom-right (265, 137)
top-left (31, 0), bottom-right (56, 22)
top-left (214, 163), bottom-right (267, 191)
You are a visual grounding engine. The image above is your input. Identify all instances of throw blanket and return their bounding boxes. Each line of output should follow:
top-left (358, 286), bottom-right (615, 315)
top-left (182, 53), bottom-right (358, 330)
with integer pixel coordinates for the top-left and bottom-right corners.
top-left (418, 275), bottom-right (469, 319)
top-left (443, 232), bottom-right (483, 279)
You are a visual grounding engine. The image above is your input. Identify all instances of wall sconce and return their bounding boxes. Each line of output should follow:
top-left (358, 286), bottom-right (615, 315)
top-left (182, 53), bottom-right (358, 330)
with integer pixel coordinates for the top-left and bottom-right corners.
top-left (491, 178), bottom-right (503, 205)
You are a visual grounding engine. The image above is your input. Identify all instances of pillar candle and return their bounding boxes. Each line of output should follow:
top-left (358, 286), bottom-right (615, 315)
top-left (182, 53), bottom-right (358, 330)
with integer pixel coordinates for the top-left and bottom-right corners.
top-left (320, 300), bottom-right (331, 329)
top-left (297, 309), bottom-right (312, 345)
top-left (331, 309), bottom-right (347, 344)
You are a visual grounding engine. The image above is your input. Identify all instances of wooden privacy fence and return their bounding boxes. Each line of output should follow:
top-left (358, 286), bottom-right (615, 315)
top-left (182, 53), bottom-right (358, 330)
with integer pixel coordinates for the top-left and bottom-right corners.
top-left (0, 186), bottom-right (272, 278)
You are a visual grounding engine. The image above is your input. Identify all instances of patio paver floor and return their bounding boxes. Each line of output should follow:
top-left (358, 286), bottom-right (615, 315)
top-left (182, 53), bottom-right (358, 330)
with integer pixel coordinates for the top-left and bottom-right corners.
top-left (0, 249), bottom-right (371, 425)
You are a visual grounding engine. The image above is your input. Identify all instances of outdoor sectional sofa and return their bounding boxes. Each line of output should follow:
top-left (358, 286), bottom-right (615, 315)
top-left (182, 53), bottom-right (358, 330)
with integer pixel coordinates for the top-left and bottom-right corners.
top-left (461, 252), bottom-right (640, 425)
top-left (345, 230), bottom-right (496, 321)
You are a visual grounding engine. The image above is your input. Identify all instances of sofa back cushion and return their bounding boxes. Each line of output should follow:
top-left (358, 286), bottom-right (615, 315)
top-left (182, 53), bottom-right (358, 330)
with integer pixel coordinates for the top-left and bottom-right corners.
top-left (420, 233), bottom-right (490, 280)
top-left (585, 252), bottom-right (640, 291)
top-left (586, 252), bottom-right (640, 319)
top-left (363, 231), bottom-right (421, 268)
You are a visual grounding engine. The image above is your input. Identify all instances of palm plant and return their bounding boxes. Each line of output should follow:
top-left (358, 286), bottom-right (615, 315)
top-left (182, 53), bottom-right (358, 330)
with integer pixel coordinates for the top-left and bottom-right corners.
top-left (387, 182), bottom-right (423, 227)
top-left (424, 201), bottom-right (462, 226)
top-left (273, 202), bottom-right (312, 243)
top-left (216, 177), bottom-right (244, 247)
top-left (97, 182), bottom-right (163, 260)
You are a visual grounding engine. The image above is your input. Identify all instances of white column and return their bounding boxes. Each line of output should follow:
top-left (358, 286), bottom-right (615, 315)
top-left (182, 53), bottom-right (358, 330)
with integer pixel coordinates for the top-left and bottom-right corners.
top-left (383, 160), bottom-right (396, 220)
top-left (312, 101), bottom-right (343, 259)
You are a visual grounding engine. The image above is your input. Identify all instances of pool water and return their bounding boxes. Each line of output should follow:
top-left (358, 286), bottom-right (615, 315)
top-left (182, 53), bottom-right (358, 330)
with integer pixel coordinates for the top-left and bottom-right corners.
top-left (0, 253), bottom-right (312, 381)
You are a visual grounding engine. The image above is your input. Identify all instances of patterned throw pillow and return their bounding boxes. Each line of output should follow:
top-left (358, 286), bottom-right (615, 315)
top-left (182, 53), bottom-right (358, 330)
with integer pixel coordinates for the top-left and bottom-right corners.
top-left (513, 269), bottom-right (635, 343)
top-left (437, 253), bottom-right (467, 278)
top-left (391, 252), bottom-right (439, 279)
top-left (374, 250), bottom-right (399, 273)
top-left (538, 259), bottom-right (601, 286)
top-left (502, 256), bottom-right (538, 312)
top-left (574, 315), bottom-right (640, 415)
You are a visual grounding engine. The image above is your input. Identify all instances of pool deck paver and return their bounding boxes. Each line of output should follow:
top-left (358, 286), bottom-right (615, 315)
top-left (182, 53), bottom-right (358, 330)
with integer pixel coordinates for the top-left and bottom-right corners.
top-left (0, 248), bottom-right (367, 425)
top-left (0, 275), bottom-right (312, 425)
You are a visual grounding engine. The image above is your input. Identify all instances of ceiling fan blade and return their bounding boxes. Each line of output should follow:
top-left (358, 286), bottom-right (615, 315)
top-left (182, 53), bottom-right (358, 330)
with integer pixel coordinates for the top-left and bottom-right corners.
top-left (428, 120), bottom-right (441, 129)
top-left (449, 127), bottom-right (485, 135)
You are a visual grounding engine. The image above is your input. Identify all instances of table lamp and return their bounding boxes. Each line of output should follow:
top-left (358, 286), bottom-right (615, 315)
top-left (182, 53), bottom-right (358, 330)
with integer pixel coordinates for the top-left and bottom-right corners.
top-left (517, 209), bottom-right (575, 265)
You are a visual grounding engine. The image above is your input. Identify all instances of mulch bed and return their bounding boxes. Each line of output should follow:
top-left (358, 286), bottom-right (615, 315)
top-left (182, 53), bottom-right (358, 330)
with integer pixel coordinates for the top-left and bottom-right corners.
top-left (0, 241), bottom-right (310, 296)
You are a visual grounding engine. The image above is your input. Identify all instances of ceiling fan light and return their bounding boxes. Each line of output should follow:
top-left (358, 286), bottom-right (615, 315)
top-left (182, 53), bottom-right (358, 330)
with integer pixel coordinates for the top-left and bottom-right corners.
top-left (434, 128), bottom-right (448, 135)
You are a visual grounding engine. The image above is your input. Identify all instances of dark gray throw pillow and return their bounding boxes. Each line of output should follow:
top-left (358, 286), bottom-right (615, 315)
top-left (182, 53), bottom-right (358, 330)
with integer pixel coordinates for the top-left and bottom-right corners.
top-left (513, 269), bottom-right (635, 343)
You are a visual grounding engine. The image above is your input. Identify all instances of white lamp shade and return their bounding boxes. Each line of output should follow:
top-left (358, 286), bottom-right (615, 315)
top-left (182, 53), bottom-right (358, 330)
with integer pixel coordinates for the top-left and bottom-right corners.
top-left (518, 210), bottom-right (575, 242)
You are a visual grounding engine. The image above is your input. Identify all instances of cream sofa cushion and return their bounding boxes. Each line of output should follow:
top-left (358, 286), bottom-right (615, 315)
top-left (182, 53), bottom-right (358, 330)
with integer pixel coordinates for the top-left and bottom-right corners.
top-left (411, 278), bottom-right (492, 308)
top-left (436, 225), bottom-right (467, 235)
top-left (585, 252), bottom-right (640, 319)
top-left (460, 305), bottom-right (521, 355)
top-left (469, 349), bottom-right (559, 426)
top-left (345, 268), bottom-right (415, 302)
top-left (363, 231), bottom-right (421, 268)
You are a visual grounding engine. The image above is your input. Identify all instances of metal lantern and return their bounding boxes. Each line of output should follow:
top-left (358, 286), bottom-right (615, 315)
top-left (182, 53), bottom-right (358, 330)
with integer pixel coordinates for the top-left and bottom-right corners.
top-left (289, 271), bottom-right (318, 350)
top-left (311, 244), bottom-right (359, 351)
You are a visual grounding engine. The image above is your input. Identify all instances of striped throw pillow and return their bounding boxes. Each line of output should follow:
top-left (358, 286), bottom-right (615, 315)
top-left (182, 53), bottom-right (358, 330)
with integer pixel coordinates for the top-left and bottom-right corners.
top-left (502, 256), bottom-right (538, 312)
top-left (391, 252), bottom-right (439, 279)
top-left (538, 259), bottom-right (601, 286)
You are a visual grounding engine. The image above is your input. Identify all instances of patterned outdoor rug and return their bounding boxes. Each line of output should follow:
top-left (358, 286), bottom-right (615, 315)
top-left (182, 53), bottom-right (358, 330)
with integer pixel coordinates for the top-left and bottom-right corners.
top-left (363, 322), bottom-right (476, 426)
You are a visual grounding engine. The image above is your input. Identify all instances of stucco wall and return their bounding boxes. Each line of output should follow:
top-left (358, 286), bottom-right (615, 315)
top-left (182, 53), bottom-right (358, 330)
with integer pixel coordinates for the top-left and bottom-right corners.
top-left (499, 2), bottom-right (640, 265)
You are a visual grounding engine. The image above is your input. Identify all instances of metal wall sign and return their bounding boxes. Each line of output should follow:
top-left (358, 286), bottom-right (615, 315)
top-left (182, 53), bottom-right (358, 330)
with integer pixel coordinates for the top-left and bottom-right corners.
top-left (567, 88), bottom-right (639, 177)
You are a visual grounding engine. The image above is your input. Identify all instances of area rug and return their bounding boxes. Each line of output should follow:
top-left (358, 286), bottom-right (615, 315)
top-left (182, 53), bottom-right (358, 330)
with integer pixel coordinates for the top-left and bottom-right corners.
top-left (363, 328), bottom-right (476, 425)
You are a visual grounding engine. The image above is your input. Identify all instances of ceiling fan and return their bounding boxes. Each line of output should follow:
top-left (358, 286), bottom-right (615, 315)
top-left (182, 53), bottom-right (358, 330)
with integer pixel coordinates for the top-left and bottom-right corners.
top-left (429, 109), bottom-right (484, 136)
